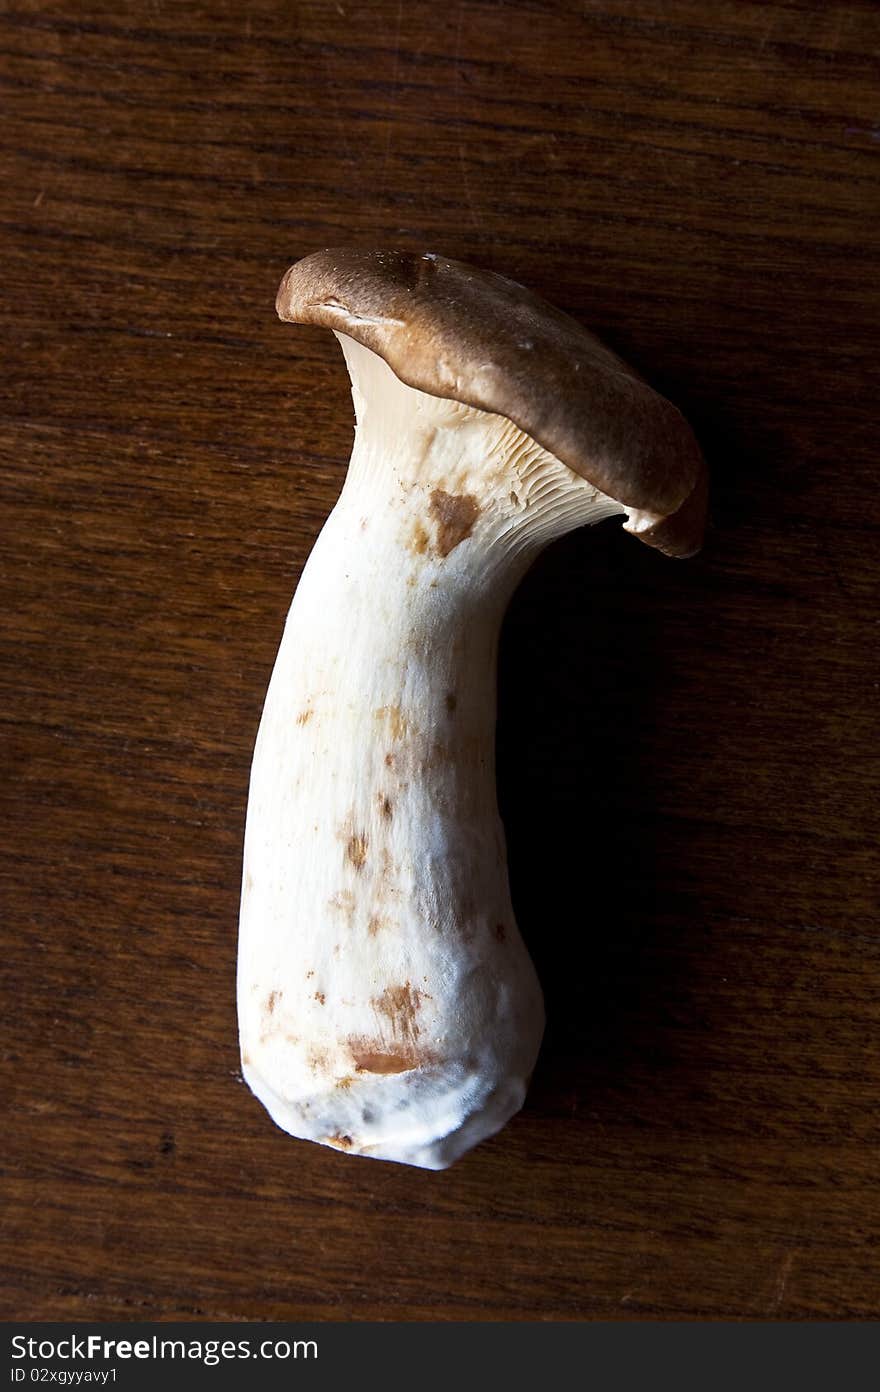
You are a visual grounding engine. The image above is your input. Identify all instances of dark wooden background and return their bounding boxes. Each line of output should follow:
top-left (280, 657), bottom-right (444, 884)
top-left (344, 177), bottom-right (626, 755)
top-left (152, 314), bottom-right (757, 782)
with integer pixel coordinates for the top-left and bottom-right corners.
top-left (2, 0), bottom-right (878, 1322)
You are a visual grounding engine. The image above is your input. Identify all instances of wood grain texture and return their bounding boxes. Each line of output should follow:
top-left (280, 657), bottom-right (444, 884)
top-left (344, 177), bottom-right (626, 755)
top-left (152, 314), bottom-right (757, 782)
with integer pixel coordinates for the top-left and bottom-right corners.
top-left (1, 0), bottom-right (878, 1322)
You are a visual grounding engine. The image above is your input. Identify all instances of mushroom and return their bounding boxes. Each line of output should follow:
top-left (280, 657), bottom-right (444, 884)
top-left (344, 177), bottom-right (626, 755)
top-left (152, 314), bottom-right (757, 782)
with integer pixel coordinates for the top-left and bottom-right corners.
top-left (238, 249), bottom-right (706, 1169)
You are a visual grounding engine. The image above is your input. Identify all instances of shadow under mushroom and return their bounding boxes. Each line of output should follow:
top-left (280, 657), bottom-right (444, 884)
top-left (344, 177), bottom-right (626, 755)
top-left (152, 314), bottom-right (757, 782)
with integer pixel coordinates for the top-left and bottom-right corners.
top-left (497, 517), bottom-right (689, 1111)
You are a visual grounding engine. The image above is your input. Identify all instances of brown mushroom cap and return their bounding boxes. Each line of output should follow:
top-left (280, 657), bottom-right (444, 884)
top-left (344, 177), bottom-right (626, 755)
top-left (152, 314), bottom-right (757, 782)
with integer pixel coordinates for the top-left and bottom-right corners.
top-left (276, 249), bottom-right (707, 557)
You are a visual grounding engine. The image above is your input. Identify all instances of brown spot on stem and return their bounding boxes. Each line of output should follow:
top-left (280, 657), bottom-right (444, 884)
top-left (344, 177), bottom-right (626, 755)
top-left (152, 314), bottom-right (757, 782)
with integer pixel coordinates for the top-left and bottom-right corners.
top-left (349, 1042), bottom-right (426, 1074)
top-left (367, 913), bottom-right (388, 937)
top-left (296, 707), bottom-right (313, 726)
top-left (378, 794), bottom-right (393, 820)
top-left (306, 970), bottom-right (315, 980)
top-left (314, 991), bottom-right (326, 1005)
top-left (242, 1052), bottom-right (252, 1067)
top-left (375, 705), bottom-right (409, 741)
top-left (265, 990), bottom-right (280, 1015)
top-left (374, 983), bottom-right (425, 1042)
top-left (429, 488), bottom-right (479, 556)
top-left (385, 752), bottom-right (395, 768)
top-left (346, 833), bottom-right (368, 871)
top-left (336, 1076), bottom-right (353, 1091)
top-left (410, 520), bottom-right (430, 555)
top-left (326, 1133), bottom-right (353, 1150)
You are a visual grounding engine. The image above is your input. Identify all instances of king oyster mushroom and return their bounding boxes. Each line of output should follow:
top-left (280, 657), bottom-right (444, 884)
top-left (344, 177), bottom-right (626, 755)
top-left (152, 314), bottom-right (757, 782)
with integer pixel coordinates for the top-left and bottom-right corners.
top-left (238, 249), bottom-right (707, 1169)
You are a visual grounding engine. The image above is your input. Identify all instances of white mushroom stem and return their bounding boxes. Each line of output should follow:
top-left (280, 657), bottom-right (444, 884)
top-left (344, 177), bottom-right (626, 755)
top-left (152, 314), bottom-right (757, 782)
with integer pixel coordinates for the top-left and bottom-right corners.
top-left (237, 334), bottom-right (625, 1169)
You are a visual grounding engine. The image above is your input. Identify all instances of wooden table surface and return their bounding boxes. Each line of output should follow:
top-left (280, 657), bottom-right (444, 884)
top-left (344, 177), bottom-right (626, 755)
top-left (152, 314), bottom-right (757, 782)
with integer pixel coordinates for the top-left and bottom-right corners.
top-left (2, 0), bottom-right (878, 1323)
